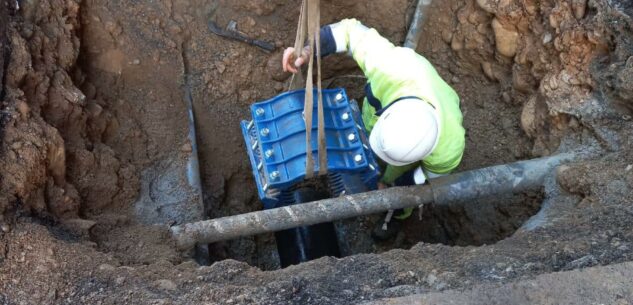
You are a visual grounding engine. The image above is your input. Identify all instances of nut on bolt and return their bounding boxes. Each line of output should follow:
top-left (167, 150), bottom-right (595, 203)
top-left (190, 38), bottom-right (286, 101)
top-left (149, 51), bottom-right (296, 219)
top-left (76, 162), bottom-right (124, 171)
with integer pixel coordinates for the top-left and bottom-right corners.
top-left (335, 93), bottom-right (344, 102)
top-left (348, 133), bottom-right (357, 142)
top-left (260, 128), bottom-right (270, 137)
top-left (354, 154), bottom-right (363, 163)
top-left (341, 112), bottom-right (350, 121)
top-left (265, 149), bottom-right (274, 158)
top-left (270, 171), bottom-right (280, 180)
top-left (255, 108), bottom-right (265, 116)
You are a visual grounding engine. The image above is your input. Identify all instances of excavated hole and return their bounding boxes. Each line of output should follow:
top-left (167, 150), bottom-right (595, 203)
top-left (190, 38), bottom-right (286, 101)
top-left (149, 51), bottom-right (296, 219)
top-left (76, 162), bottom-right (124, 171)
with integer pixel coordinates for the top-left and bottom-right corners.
top-left (69, 0), bottom-right (544, 271)
top-left (73, 53), bottom-right (542, 270)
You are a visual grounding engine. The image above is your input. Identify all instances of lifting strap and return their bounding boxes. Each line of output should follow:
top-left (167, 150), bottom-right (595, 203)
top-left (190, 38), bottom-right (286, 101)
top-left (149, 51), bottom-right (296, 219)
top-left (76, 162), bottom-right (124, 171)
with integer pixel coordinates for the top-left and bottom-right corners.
top-left (289, 0), bottom-right (327, 179)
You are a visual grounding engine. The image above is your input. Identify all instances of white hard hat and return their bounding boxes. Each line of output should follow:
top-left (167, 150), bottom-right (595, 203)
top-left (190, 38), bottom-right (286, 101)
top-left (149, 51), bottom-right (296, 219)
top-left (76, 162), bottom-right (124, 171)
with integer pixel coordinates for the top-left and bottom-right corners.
top-left (369, 98), bottom-right (440, 166)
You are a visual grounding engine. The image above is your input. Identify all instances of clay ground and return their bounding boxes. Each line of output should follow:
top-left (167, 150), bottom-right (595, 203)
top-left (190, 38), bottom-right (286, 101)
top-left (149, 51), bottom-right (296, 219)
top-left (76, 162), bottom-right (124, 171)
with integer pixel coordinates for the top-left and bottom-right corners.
top-left (1, 0), bottom-right (633, 304)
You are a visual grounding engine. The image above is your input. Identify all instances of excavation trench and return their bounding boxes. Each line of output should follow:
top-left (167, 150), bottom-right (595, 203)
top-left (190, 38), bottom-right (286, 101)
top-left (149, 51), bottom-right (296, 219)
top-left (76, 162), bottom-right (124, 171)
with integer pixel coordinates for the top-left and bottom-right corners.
top-left (3, 0), bottom-right (633, 302)
top-left (70, 0), bottom-right (544, 270)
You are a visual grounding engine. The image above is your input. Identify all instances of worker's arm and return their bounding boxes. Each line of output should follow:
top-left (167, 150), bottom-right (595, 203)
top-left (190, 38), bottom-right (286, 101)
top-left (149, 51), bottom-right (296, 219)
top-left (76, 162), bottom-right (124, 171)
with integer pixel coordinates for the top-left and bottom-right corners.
top-left (285, 19), bottom-right (397, 71)
top-left (316, 19), bottom-right (369, 57)
top-left (380, 162), bottom-right (421, 185)
top-left (321, 19), bottom-right (389, 69)
top-left (393, 166), bottom-right (427, 186)
top-left (283, 18), bottom-right (404, 81)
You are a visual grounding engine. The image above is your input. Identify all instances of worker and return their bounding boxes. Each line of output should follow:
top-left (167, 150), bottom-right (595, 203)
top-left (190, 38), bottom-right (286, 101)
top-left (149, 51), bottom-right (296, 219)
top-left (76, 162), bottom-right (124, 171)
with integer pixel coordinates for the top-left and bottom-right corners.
top-left (282, 19), bottom-right (466, 239)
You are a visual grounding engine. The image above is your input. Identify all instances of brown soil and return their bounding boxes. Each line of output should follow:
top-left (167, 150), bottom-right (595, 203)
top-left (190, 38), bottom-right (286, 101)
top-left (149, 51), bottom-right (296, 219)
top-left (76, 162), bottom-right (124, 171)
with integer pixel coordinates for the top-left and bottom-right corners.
top-left (1, 0), bottom-right (633, 304)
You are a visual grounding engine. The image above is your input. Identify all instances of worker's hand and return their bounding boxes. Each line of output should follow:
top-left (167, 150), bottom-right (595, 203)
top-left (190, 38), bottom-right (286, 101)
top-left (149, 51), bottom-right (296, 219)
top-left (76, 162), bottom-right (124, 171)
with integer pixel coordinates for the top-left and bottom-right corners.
top-left (282, 46), bottom-right (311, 74)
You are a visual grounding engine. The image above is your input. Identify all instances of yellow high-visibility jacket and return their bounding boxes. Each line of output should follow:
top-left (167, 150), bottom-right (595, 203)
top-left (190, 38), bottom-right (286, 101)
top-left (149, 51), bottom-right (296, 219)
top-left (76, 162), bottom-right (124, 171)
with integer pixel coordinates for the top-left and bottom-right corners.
top-left (324, 19), bottom-right (466, 183)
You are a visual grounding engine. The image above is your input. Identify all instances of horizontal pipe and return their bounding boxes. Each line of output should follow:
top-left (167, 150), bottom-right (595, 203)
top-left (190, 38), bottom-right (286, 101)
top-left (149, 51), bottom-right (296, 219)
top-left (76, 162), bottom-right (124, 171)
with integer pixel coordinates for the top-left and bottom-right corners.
top-left (430, 153), bottom-right (574, 205)
top-left (170, 154), bottom-right (575, 250)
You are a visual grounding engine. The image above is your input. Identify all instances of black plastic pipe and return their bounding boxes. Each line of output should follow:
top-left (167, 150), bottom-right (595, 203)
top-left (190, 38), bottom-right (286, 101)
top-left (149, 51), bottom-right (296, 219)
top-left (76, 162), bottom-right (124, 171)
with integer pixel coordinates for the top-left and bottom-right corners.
top-left (170, 154), bottom-right (574, 250)
top-left (275, 188), bottom-right (341, 268)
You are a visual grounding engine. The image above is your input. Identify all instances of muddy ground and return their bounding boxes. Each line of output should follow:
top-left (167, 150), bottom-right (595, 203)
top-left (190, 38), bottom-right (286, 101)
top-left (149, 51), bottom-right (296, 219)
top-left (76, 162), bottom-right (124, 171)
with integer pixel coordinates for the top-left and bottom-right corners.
top-left (1, 0), bottom-right (633, 304)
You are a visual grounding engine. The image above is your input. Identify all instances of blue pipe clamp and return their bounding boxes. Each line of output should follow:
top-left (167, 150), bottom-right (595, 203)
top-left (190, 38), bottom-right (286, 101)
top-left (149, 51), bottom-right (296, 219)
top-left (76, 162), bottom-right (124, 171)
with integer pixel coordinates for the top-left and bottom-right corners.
top-left (241, 88), bottom-right (380, 208)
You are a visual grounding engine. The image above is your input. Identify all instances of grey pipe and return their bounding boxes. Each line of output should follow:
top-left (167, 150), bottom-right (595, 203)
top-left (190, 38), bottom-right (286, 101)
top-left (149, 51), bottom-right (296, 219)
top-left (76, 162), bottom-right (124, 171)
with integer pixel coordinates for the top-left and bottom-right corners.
top-left (184, 84), bottom-right (204, 206)
top-left (170, 154), bottom-right (574, 250)
top-left (404, 0), bottom-right (433, 49)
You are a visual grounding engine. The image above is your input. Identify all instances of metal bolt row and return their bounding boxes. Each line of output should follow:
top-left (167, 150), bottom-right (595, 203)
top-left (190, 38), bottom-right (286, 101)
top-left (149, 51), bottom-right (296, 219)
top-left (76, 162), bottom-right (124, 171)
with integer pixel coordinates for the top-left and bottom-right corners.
top-left (255, 92), bottom-right (371, 186)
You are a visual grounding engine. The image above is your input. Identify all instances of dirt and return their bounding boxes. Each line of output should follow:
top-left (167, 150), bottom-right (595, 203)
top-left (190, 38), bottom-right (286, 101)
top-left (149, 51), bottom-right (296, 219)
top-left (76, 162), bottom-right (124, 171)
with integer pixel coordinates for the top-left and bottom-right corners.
top-left (1, 0), bottom-right (633, 304)
top-left (366, 261), bottom-right (633, 304)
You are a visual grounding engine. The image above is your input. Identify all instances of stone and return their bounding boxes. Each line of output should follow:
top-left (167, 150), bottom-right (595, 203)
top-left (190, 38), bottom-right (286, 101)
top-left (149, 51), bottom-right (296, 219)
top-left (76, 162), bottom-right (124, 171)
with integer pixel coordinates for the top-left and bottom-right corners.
top-left (451, 34), bottom-right (464, 51)
top-left (543, 32), bottom-right (553, 44)
top-left (477, 23), bottom-right (488, 35)
top-left (181, 142), bottom-right (192, 153)
top-left (549, 75), bottom-right (559, 90)
top-left (155, 279), bottom-right (177, 291)
top-left (266, 52), bottom-right (290, 82)
top-left (501, 92), bottom-right (512, 104)
top-left (441, 29), bottom-right (453, 44)
top-left (513, 70), bottom-right (534, 93)
top-left (16, 101), bottom-right (30, 119)
top-left (521, 95), bottom-right (538, 138)
top-left (492, 18), bottom-right (519, 58)
top-left (566, 255), bottom-right (597, 269)
top-left (571, 0), bottom-right (587, 19)
top-left (61, 218), bottom-right (97, 237)
top-left (216, 62), bottom-right (226, 74)
top-left (481, 62), bottom-right (497, 81)
top-left (425, 273), bottom-right (437, 285)
top-left (98, 264), bottom-right (116, 272)
top-left (476, 0), bottom-right (496, 14)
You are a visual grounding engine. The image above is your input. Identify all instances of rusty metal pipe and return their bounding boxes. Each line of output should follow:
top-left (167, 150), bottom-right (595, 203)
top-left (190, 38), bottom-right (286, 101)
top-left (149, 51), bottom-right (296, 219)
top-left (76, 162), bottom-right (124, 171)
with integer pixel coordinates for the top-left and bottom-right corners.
top-left (170, 154), bottom-right (574, 250)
